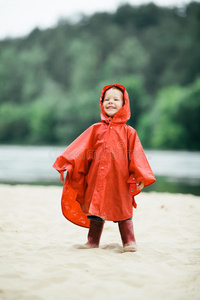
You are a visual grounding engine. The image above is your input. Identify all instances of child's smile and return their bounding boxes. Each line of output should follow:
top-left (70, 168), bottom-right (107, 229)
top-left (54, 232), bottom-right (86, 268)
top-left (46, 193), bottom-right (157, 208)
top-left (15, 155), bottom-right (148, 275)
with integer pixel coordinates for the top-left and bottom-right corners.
top-left (103, 88), bottom-right (123, 117)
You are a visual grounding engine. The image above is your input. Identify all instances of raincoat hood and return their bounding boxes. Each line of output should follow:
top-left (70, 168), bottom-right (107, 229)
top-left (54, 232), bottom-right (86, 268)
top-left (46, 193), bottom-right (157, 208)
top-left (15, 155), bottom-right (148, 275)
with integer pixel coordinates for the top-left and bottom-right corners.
top-left (100, 84), bottom-right (131, 124)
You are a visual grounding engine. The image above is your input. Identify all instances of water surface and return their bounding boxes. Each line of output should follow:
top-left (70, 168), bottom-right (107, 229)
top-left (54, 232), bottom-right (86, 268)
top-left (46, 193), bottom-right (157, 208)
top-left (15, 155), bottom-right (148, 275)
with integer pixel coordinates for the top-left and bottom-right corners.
top-left (0, 145), bottom-right (199, 195)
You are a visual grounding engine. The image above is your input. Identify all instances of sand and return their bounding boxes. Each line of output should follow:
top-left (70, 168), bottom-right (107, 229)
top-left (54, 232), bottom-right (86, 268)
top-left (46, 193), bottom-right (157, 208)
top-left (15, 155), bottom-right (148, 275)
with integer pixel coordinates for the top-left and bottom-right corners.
top-left (0, 184), bottom-right (200, 300)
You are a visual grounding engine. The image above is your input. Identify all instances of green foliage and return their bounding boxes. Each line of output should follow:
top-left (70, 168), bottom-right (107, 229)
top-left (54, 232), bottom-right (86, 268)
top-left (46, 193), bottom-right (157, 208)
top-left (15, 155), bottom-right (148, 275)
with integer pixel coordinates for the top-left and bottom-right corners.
top-left (0, 47), bottom-right (24, 103)
top-left (151, 87), bottom-right (187, 149)
top-left (121, 75), bottom-right (150, 129)
top-left (103, 37), bottom-right (149, 80)
top-left (0, 45), bottom-right (46, 104)
top-left (0, 102), bottom-right (29, 143)
top-left (138, 78), bottom-right (200, 149)
top-left (0, 2), bottom-right (199, 149)
top-left (68, 39), bottom-right (100, 90)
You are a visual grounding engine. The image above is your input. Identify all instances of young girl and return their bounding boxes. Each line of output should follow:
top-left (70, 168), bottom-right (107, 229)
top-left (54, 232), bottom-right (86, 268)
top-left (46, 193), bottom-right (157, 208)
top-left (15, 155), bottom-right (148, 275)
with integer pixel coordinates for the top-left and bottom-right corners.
top-left (53, 84), bottom-right (156, 252)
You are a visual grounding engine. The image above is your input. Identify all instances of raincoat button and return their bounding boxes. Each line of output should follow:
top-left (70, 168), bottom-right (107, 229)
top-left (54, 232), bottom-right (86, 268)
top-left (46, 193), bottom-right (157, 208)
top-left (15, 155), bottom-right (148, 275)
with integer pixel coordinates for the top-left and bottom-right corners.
top-left (101, 167), bottom-right (104, 170)
top-left (97, 188), bottom-right (100, 192)
top-left (110, 127), bottom-right (112, 129)
top-left (105, 146), bottom-right (108, 149)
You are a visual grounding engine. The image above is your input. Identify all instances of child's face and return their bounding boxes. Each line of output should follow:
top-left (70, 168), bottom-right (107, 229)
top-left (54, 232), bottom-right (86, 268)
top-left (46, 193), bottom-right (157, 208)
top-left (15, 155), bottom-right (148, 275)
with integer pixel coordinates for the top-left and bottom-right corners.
top-left (103, 88), bottom-right (123, 117)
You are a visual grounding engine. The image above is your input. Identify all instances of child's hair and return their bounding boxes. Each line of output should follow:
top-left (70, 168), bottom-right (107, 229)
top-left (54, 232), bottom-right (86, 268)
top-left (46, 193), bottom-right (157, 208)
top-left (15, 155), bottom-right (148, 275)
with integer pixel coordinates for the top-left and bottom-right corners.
top-left (101, 86), bottom-right (125, 105)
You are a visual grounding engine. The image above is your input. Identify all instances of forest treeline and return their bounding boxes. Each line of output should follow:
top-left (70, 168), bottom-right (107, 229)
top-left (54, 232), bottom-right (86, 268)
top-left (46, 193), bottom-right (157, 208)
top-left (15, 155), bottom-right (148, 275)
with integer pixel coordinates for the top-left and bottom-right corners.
top-left (0, 2), bottom-right (200, 149)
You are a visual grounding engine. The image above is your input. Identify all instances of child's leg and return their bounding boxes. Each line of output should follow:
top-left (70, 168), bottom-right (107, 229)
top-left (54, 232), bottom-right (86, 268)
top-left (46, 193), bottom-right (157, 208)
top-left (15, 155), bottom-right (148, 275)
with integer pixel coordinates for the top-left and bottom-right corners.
top-left (79, 218), bottom-right (104, 249)
top-left (118, 219), bottom-right (137, 252)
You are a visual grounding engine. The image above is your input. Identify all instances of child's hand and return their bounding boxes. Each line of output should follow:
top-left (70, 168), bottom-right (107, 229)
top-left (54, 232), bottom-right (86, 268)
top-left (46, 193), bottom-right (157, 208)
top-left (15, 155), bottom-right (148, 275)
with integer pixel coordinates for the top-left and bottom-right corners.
top-left (136, 181), bottom-right (144, 190)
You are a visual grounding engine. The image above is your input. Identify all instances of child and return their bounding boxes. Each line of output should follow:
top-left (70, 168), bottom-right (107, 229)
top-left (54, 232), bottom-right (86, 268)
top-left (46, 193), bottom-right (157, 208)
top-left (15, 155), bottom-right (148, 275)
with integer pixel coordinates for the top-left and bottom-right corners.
top-left (53, 84), bottom-right (156, 252)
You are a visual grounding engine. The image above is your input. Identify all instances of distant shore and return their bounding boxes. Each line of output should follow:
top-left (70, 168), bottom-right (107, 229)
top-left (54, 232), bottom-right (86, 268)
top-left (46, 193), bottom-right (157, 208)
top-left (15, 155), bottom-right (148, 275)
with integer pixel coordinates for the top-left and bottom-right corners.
top-left (0, 184), bottom-right (200, 300)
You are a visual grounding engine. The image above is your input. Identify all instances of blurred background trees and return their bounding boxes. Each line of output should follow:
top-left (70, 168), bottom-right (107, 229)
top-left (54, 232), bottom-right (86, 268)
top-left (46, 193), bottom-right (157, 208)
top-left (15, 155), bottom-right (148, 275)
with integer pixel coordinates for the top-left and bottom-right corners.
top-left (0, 2), bottom-right (199, 149)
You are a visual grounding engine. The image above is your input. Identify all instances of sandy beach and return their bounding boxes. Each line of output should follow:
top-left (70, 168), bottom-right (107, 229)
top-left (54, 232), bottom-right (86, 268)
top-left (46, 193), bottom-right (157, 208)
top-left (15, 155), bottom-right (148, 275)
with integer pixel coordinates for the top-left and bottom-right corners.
top-left (0, 184), bottom-right (200, 300)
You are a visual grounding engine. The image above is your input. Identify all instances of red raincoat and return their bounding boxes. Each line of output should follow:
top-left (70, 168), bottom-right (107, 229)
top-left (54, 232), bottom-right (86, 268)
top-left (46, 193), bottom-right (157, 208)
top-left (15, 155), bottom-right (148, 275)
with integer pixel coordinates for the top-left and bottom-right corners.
top-left (53, 84), bottom-right (156, 228)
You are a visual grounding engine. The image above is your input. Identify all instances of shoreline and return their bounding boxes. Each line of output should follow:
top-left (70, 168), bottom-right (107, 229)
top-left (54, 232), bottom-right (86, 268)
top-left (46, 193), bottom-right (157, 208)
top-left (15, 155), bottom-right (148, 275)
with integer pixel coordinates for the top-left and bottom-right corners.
top-left (0, 184), bottom-right (200, 300)
top-left (0, 177), bottom-right (200, 196)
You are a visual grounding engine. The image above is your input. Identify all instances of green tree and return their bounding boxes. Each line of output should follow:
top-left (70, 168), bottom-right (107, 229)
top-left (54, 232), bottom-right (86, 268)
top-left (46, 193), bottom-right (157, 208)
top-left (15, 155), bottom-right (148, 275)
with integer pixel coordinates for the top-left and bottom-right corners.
top-left (121, 75), bottom-right (150, 130)
top-left (0, 45), bottom-right (46, 104)
top-left (0, 2), bottom-right (200, 148)
top-left (68, 39), bottom-right (100, 90)
top-left (139, 78), bottom-right (200, 150)
top-left (103, 37), bottom-right (149, 81)
top-left (0, 102), bottom-right (29, 143)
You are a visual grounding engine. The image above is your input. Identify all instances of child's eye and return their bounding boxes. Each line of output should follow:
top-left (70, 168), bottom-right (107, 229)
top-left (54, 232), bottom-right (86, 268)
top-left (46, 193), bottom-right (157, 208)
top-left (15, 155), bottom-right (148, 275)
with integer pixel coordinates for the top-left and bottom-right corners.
top-left (114, 98), bottom-right (119, 101)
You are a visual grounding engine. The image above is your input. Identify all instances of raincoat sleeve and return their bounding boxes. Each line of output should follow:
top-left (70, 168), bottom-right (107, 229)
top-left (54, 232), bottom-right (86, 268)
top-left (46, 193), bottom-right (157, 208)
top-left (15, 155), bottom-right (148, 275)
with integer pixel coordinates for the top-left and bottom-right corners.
top-left (127, 127), bottom-right (156, 196)
top-left (53, 125), bottom-right (94, 186)
top-left (52, 156), bottom-right (73, 183)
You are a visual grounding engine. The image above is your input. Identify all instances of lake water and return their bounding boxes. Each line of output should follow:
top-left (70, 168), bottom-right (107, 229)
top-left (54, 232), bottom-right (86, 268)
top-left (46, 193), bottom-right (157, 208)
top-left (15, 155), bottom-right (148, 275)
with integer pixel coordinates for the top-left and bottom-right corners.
top-left (0, 145), bottom-right (200, 195)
